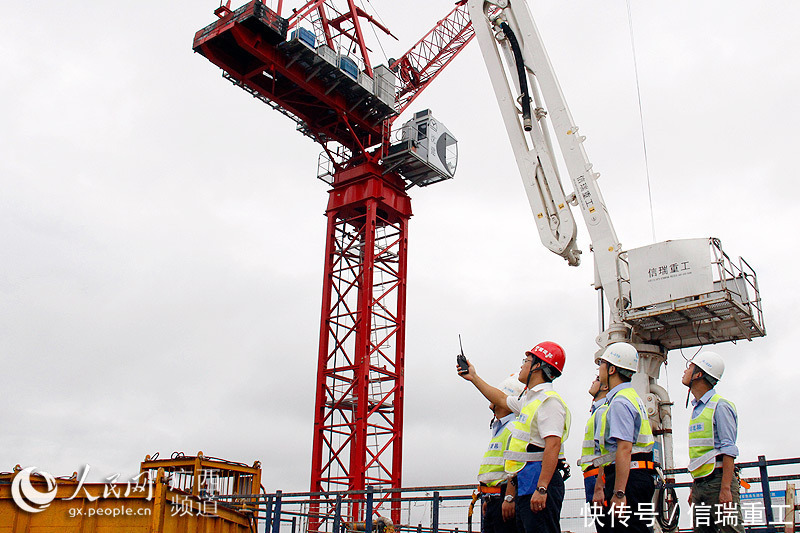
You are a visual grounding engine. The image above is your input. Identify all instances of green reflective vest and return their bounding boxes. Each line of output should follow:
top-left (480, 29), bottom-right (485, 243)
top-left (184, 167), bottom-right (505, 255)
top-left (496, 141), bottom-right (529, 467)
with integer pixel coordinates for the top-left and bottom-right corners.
top-left (595, 386), bottom-right (654, 467)
top-left (477, 419), bottom-right (514, 486)
top-left (688, 393), bottom-right (736, 479)
top-left (579, 401), bottom-right (608, 471)
top-left (504, 390), bottom-right (571, 475)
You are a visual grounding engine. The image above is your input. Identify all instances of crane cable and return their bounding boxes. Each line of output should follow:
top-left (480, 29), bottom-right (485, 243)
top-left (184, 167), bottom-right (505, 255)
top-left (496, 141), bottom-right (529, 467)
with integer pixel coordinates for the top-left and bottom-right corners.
top-left (626, 11), bottom-right (677, 529)
top-left (625, 0), bottom-right (657, 243)
top-left (358, 0), bottom-right (390, 65)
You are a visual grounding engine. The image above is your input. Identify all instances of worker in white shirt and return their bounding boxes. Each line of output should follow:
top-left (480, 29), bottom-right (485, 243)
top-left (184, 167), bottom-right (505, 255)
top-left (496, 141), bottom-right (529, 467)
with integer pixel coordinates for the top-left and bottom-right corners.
top-left (458, 341), bottom-right (571, 533)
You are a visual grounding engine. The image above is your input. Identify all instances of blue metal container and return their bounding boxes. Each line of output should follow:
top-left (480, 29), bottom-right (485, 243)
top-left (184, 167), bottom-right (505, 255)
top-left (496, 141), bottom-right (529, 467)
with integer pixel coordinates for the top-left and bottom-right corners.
top-left (290, 27), bottom-right (315, 48)
top-left (339, 56), bottom-right (358, 80)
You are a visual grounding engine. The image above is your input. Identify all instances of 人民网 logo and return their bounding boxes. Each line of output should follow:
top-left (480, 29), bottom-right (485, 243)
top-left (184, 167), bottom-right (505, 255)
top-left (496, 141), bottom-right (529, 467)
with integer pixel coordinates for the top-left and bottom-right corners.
top-left (11, 467), bottom-right (58, 513)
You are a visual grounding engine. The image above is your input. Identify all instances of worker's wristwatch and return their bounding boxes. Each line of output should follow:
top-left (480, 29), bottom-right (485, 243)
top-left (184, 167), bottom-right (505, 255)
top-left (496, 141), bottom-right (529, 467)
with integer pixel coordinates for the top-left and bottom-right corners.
top-left (536, 486), bottom-right (548, 495)
top-left (613, 490), bottom-right (626, 499)
top-left (504, 495), bottom-right (514, 503)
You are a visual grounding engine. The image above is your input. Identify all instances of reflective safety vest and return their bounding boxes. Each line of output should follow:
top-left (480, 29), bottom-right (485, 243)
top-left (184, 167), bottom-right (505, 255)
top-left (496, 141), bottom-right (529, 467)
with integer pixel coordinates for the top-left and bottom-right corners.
top-left (504, 390), bottom-right (571, 475)
top-left (595, 386), bottom-right (654, 467)
top-left (579, 402), bottom-right (608, 471)
top-left (477, 420), bottom-right (514, 486)
top-left (688, 394), bottom-right (736, 479)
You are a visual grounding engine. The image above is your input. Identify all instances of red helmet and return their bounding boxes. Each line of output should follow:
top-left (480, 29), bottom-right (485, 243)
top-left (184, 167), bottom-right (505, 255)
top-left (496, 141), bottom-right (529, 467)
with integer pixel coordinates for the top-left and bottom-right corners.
top-left (526, 341), bottom-right (566, 374)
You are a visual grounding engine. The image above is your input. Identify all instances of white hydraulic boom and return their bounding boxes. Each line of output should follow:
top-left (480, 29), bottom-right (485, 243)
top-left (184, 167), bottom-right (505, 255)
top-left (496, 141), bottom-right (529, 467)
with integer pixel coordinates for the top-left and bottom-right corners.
top-left (467, 0), bottom-right (626, 326)
top-left (467, 0), bottom-right (766, 516)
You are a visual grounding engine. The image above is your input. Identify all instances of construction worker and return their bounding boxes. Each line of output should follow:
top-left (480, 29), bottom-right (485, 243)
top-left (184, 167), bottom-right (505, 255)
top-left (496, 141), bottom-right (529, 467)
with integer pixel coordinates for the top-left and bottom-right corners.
top-left (458, 341), bottom-right (571, 533)
top-left (682, 351), bottom-right (744, 533)
top-left (478, 374), bottom-right (525, 533)
top-left (592, 342), bottom-right (655, 533)
top-left (579, 375), bottom-right (610, 533)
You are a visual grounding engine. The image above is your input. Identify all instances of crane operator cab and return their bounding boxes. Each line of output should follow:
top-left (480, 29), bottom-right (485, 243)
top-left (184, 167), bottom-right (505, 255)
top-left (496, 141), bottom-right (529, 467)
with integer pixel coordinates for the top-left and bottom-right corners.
top-left (383, 109), bottom-right (458, 188)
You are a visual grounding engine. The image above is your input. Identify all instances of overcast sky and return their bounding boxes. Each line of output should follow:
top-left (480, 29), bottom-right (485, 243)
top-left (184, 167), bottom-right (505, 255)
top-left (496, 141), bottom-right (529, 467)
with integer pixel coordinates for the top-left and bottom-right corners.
top-left (2, 0), bottom-right (799, 506)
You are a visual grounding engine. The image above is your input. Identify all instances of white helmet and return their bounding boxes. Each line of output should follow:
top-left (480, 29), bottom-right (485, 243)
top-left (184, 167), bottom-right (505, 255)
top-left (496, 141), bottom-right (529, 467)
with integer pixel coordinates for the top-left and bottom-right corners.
top-left (691, 351), bottom-right (725, 381)
top-left (598, 342), bottom-right (639, 372)
top-left (498, 373), bottom-right (525, 397)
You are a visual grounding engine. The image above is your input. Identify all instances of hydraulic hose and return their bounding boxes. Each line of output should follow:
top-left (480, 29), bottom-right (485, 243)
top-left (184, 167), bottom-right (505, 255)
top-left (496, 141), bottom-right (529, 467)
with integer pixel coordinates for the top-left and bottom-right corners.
top-left (499, 21), bottom-right (532, 131)
top-left (655, 478), bottom-right (680, 531)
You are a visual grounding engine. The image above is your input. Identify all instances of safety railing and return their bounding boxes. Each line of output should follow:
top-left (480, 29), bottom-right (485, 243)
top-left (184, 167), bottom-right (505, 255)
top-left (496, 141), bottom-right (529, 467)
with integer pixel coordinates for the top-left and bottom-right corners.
top-left (210, 455), bottom-right (800, 533)
top-left (662, 455), bottom-right (800, 533)
top-left (210, 484), bottom-right (622, 533)
top-left (317, 144), bottom-right (352, 185)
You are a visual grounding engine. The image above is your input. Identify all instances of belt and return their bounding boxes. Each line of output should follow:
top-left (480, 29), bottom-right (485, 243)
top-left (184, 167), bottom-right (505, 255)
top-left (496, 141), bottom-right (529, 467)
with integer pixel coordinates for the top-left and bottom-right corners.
top-left (694, 465), bottom-right (750, 489)
top-left (604, 460), bottom-right (656, 474)
top-left (478, 485), bottom-right (502, 494)
top-left (630, 460), bottom-right (655, 470)
top-left (583, 467), bottom-right (599, 478)
top-left (694, 468), bottom-right (726, 484)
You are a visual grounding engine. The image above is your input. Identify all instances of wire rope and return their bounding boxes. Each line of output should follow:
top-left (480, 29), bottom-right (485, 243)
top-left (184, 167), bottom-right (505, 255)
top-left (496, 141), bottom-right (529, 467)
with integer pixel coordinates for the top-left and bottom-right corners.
top-left (357, 0), bottom-right (390, 66)
top-left (625, 0), bottom-right (657, 243)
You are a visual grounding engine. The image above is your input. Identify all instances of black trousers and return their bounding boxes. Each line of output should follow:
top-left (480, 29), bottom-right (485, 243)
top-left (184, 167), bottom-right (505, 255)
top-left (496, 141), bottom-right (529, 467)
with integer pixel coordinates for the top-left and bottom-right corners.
top-left (601, 467), bottom-right (656, 533)
top-left (483, 496), bottom-right (520, 533)
top-left (515, 471), bottom-right (565, 533)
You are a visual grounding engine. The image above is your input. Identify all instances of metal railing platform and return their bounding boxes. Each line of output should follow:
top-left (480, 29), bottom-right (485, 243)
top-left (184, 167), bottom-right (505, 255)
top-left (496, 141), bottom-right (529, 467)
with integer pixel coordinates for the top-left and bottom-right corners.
top-left (618, 238), bottom-right (766, 350)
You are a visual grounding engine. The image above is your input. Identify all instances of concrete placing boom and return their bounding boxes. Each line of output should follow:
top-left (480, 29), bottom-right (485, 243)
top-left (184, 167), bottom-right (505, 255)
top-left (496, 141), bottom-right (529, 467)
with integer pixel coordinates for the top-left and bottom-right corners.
top-left (466, 0), bottom-right (766, 501)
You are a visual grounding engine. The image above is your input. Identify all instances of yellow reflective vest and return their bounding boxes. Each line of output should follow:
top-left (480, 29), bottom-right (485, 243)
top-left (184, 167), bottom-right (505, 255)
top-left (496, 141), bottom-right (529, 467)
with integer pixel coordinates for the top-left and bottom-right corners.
top-left (477, 417), bottom-right (514, 486)
top-left (579, 401), bottom-right (608, 471)
top-left (504, 390), bottom-right (571, 475)
top-left (688, 393), bottom-right (736, 479)
top-left (595, 386), bottom-right (654, 467)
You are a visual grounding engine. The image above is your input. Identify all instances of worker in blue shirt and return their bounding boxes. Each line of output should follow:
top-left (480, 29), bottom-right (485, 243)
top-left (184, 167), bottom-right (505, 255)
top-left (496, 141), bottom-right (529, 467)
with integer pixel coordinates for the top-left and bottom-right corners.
top-left (682, 351), bottom-right (744, 533)
top-left (478, 374), bottom-right (525, 533)
top-left (592, 342), bottom-right (656, 533)
top-left (578, 375), bottom-right (610, 533)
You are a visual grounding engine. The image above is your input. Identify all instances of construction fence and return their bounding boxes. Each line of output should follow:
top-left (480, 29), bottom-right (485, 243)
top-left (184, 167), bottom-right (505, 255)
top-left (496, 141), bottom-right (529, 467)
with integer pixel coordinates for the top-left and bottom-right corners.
top-left (218, 455), bottom-right (800, 533)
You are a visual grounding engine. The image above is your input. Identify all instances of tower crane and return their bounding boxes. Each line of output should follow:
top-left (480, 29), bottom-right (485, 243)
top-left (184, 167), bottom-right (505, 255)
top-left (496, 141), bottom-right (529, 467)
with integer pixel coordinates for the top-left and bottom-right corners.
top-left (466, 0), bottom-right (765, 511)
top-left (193, 0), bottom-right (475, 524)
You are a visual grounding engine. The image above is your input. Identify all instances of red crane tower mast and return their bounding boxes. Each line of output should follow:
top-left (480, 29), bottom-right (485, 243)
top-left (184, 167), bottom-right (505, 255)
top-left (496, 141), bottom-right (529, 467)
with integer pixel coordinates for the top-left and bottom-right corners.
top-left (193, 0), bottom-right (474, 522)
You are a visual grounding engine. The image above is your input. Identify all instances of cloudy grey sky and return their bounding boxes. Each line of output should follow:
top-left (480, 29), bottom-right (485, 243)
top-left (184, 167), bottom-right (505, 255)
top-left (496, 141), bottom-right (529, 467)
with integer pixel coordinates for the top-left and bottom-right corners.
top-left (2, 0), bottom-right (798, 500)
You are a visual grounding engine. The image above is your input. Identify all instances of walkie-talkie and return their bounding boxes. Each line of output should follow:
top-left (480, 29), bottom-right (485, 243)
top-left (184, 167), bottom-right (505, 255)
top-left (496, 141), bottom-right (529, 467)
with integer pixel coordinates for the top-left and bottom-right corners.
top-left (456, 334), bottom-right (469, 374)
